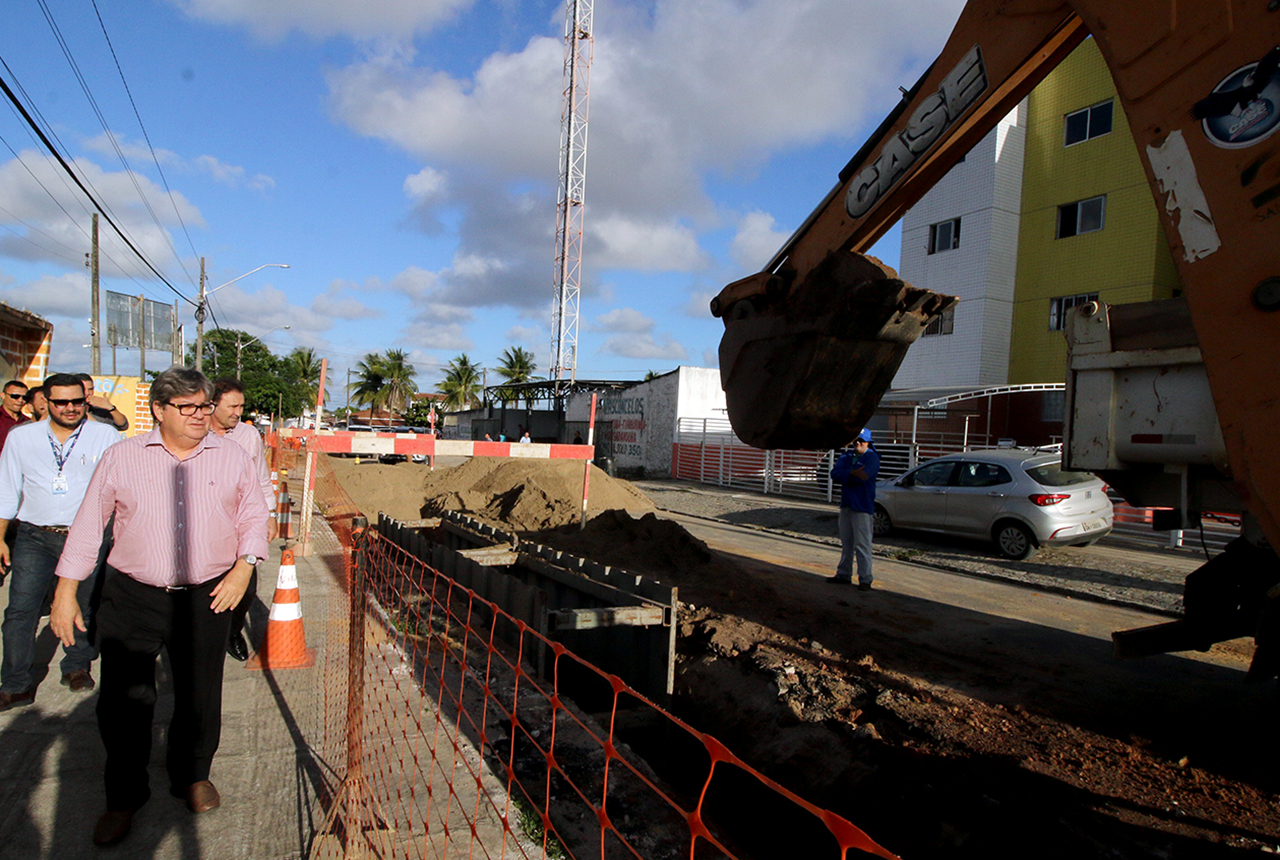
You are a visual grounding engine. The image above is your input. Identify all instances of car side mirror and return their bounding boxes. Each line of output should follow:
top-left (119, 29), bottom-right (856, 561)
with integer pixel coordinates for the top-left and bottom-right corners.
top-left (899, 474), bottom-right (914, 487)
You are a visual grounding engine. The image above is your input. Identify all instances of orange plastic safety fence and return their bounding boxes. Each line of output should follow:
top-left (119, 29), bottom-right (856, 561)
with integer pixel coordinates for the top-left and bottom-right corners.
top-left (281, 442), bottom-right (900, 860)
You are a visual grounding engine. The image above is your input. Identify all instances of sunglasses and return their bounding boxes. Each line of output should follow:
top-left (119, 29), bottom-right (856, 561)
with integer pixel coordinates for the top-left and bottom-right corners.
top-left (165, 401), bottom-right (216, 416)
top-left (49, 397), bottom-right (87, 408)
top-left (4, 392), bottom-right (25, 399)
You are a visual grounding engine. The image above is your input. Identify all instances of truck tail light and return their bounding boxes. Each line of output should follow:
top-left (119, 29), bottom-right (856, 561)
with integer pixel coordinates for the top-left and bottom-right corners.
top-left (1029, 493), bottom-right (1070, 506)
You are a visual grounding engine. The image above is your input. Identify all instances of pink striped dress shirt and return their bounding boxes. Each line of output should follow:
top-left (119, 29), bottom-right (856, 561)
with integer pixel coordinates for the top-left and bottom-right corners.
top-left (55, 427), bottom-right (270, 588)
top-left (224, 420), bottom-right (274, 509)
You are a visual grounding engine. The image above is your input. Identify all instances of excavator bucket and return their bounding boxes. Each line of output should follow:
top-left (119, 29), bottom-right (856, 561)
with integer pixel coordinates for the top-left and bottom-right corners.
top-left (712, 252), bottom-right (957, 451)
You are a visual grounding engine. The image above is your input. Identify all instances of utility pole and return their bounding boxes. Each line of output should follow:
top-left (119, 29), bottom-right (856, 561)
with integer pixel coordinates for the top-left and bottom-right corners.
top-left (236, 333), bottom-right (243, 380)
top-left (172, 301), bottom-right (180, 366)
top-left (90, 214), bottom-right (101, 374)
top-left (138, 295), bottom-right (146, 379)
top-left (195, 257), bottom-right (207, 372)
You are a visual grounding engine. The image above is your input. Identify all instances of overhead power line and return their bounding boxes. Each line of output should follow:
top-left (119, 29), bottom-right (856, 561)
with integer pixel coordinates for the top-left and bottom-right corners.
top-left (0, 69), bottom-right (195, 306)
top-left (90, 0), bottom-right (201, 286)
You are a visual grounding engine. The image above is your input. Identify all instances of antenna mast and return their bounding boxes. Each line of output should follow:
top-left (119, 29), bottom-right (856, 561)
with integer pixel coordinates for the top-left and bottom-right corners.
top-left (550, 0), bottom-right (594, 387)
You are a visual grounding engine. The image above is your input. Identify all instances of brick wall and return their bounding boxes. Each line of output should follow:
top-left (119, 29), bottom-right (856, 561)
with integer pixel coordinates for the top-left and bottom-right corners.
top-left (0, 305), bottom-right (54, 388)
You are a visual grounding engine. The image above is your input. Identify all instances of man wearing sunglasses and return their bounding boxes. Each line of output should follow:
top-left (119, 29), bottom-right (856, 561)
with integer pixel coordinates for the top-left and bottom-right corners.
top-left (49, 366), bottom-right (268, 846)
top-left (0, 373), bottom-right (122, 712)
top-left (0, 379), bottom-right (29, 454)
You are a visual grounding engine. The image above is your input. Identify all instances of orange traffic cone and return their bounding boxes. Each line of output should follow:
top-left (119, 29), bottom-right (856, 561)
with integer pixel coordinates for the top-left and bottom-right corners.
top-left (246, 548), bottom-right (315, 670)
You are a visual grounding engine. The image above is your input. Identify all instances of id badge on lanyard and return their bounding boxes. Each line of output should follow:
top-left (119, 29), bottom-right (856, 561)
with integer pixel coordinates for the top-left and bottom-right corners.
top-left (52, 473), bottom-right (69, 495)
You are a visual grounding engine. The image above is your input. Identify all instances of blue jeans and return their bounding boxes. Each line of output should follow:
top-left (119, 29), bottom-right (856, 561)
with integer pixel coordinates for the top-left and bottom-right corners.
top-left (835, 507), bottom-right (874, 585)
top-left (1, 522), bottom-right (99, 693)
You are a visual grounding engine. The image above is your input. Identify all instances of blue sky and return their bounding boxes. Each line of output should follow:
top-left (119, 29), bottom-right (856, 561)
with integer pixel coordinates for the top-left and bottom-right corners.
top-left (0, 0), bottom-right (964, 399)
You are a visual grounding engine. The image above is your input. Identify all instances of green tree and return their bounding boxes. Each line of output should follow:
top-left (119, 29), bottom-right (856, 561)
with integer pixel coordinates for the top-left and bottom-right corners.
top-left (494, 345), bottom-right (538, 408)
top-left (348, 352), bottom-right (389, 419)
top-left (380, 348), bottom-right (418, 414)
top-left (185, 329), bottom-right (303, 417)
top-left (437, 353), bottom-right (483, 412)
top-left (402, 398), bottom-right (439, 428)
top-left (281, 347), bottom-right (329, 408)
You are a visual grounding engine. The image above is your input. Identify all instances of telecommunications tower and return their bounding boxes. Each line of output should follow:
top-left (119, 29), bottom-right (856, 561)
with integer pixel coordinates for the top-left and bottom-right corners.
top-left (550, 0), bottom-right (594, 386)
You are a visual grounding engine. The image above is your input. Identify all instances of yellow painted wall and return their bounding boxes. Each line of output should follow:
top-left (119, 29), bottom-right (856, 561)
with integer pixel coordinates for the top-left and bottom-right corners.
top-left (90, 375), bottom-right (153, 436)
top-left (1008, 39), bottom-right (1180, 384)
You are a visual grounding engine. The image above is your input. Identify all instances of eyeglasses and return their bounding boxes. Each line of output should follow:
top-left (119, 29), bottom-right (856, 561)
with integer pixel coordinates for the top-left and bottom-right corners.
top-left (4, 392), bottom-right (25, 400)
top-left (49, 398), bottom-right (87, 408)
top-left (165, 401), bottom-right (216, 416)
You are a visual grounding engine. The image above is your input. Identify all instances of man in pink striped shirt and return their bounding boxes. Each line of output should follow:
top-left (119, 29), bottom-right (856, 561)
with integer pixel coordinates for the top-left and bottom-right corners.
top-left (210, 377), bottom-right (277, 661)
top-left (49, 367), bottom-right (269, 847)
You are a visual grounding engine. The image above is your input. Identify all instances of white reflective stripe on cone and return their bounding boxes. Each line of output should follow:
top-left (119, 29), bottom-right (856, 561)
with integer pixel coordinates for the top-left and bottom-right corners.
top-left (269, 602), bottom-right (303, 622)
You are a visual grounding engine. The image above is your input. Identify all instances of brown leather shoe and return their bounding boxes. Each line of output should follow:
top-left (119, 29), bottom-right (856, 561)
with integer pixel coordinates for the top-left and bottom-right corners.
top-left (93, 809), bottom-right (134, 846)
top-left (0, 690), bottom-right (34, 711)
top-left (186, 780), bottom-right (221, 813)
top-left (61, 670), bottom-right (95, 692)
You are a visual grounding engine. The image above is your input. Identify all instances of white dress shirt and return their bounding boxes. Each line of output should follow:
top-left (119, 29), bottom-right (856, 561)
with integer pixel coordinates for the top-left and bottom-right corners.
top-left (0, 418), bottom-right (122, 527)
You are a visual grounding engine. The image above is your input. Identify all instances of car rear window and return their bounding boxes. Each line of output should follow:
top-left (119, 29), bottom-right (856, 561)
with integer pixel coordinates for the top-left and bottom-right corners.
top-left (1026, 461), bottom-right (1095, 487)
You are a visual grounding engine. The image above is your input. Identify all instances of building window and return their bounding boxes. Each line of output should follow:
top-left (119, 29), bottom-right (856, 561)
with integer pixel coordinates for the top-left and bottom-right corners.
top-left (1049, 292), bottom-right (1099, 331)
top-left (922, 305), bottom-right (955, 337)
top-left (1041, 390), bottom-right (1066, 423)
top-left (1064, 100), bottom-right (1113, 146)
top-left (1057, 195), bottom-right (1105, 238)
top-left (928, 218), bottom-right (961, 254)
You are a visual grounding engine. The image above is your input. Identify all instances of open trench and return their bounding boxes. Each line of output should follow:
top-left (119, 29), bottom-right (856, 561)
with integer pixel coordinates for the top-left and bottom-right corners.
top-left (331, 459), bottom-right (1280, 859)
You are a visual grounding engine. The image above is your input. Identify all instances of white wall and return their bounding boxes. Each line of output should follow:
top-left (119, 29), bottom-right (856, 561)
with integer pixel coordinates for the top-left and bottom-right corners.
top-left (892, 102), bottom-right (1026, 389)
top-left (567, 366), bottom-right (726, 475)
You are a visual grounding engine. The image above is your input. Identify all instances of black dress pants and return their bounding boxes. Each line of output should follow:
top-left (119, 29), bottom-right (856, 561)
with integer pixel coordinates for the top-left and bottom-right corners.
top-left (95, 567), bottom-right (231, 812)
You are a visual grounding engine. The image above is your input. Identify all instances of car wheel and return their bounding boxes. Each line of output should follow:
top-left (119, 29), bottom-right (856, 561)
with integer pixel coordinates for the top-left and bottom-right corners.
top-left (872, 505), bottom-right (892, 537)
top-left (994, 521), bottom-right (1036, 560)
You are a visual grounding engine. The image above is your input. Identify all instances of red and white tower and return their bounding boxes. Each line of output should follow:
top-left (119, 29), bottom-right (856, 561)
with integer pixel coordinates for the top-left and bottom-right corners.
top-left (550, 0), bottom-right (594, 386)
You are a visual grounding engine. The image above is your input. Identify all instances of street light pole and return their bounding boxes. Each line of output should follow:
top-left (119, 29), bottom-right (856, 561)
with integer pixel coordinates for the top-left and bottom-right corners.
top-left (195, 261), bottom-right (290, 372)
top-left (235, 325), bottom-right (291, 379)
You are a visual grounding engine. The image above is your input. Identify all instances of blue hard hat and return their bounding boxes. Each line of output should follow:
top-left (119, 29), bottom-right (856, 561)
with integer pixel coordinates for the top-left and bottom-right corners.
top-left (857, 428), bottom-right (872, 442)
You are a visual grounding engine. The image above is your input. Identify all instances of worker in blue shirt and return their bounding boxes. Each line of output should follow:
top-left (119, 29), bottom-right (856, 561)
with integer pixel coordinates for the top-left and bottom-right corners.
top-left (829, 428), bottom-right (880, 590)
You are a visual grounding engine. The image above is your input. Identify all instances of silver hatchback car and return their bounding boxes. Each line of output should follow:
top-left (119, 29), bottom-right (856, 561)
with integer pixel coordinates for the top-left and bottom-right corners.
top-left (872, 449), bottom-right (1113, 560)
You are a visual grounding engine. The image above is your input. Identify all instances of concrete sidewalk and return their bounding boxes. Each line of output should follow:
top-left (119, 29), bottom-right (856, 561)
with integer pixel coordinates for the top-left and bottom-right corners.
top-left (0, 542), bottom-right (344, 860)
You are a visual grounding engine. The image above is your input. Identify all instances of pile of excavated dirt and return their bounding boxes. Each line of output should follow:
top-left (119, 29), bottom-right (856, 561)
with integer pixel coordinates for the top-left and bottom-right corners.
top-left (326, 456), bottom-right (655, 532)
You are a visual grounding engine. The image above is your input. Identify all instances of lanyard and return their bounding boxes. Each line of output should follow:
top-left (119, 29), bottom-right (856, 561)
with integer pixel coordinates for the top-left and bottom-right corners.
top-left (49, 423), bottom-right (83, 473)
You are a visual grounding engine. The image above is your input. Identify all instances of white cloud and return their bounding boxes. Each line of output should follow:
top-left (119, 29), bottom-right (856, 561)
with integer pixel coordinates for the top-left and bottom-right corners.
top-left (601, 332), bottom-right (688, 361)
top-left (702, 347), bottom-right (719, 369)
top-left (313, 281), bottom-right (383, 320)
top-left (0, 273), bottom-right (93, 320)
top-left (167, 0), bottom-right (474, 40)
top-left (387, 266), bottom-right (438, 300)
top-left (401, 320), bottom-right (473, 352)
top-left (322, 0), bottom-right (962, 325)
top-left (589, 216), bottom-right (705, 272)
top-left (504, 325), bottom-right (542, 344)
top-left (0, 151), bottom-right (204, 277)
top-left (404, 166), bottom-right (448, 202)
top-left (682, 289), bottom-right (717, 319)
top-left (730, 210), bottom-right (790, 273)
top-left (595, 307), bottom-right (653, 334)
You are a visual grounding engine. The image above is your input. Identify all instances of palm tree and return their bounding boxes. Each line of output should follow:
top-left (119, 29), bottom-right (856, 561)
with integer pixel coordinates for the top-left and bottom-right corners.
top-left (283, 347), bottom-right (328, 406)
top-left (380, 349), bottom-right (418, 415)
top-left (349, 352), bottom-right (389, 423)
top-left (495, 345), bottom-right (538, 408)
top-left (437, 353), bottom-right (483, 412)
